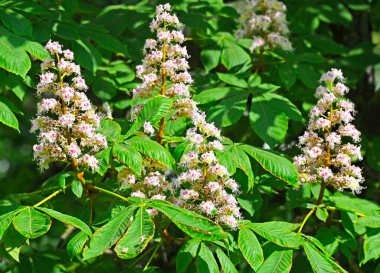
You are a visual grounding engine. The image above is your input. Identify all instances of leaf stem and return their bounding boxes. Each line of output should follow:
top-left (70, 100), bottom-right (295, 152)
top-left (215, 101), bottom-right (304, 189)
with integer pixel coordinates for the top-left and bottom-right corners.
top-left (33, 188), bottom-right (65, 208)
top-left (92, 186), bottom-right (130, 203)
top-left (143, 242), bottom-right (162, 270)
top-left (298, 182), bottom-right (327, 233)
top-left (297, 207), bottom-right (316, 234)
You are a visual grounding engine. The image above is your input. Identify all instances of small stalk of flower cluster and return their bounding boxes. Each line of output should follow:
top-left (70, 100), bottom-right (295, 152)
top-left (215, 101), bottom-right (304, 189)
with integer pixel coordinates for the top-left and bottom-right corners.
top-left (118, 3), bottom-right (241, 228)
top-left (236, 0), bottom-right (292, 52)
top-left (31, 40), bottom-right (107, 172)
top-left (294, 68), bottom-right (364, 194)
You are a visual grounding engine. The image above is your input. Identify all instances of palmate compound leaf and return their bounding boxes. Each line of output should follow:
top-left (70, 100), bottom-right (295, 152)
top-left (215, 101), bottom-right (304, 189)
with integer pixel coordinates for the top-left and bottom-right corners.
top-left (239, 144), bottom-right (299, 186)
top-left (115, 207), bottom-right (155, 259)
top-left (82, 206), bottom-right (137, 260)
top-left (245, 221), bottom-right (304, 248)
top-left (176, 238), bottom-right (202, 273)
top-left (238, 227), bottom-right (264, 271)
top-left (148, 200), bottom-right (226, 241)
top-left (12, 207), bottom-right (52, 239)
top-left (35, 207), bottom-right (92, 237)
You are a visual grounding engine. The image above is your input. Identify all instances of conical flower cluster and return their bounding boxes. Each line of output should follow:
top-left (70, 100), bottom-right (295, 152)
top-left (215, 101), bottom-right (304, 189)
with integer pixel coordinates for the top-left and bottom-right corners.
top-left (294, 69), bottom-right (364, 194)
top-left (31, 41), bottom-right (107, 171)
top-left (130, 2), bottom-right (190, 120)
top-left (118, 3), bottom-right (241, 228)
top-left (236, 0), bottom-right (292, 52)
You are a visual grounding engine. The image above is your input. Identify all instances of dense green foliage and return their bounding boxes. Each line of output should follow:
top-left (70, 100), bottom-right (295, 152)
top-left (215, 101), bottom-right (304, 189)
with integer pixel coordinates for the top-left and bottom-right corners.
top-left (0, 0), bottom-right (379, 273)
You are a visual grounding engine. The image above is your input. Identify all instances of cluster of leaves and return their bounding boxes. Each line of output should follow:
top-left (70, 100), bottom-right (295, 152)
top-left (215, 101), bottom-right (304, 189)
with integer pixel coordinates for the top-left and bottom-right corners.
top-left (0, 0), bottom-right (380, 273)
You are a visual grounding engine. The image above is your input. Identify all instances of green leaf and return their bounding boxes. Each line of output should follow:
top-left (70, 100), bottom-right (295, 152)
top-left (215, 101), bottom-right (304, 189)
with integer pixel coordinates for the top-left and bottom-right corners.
top-left (175, 242), bottom-right (201, 271)
top-left (35, 207), bottom-right (92, 237)
top-left (201, 49), bottom-right (221, 72)
top-left (303, 241), bottom-right (340, 273)
top-left (126, 136), bottom-right (174, 169)
top-left (125, 96), bottom-right (172, 138)
top-left (240, 144), bottom-right (299, 186)
top-left (316, 207), bottom-right (328, 222)
top-left (86, 31), bottom-right (127, 54)
top-left (247, 221), bottom-right (303, 248)
top-left (224, 143), bottom-right (254, 189)
top-left (22, 41), bottom-right (51, 60)
top-left (221, 43), bottom-right (250, 69)
top-left (194, 87), bottom-right (242, 104)
top-left (248, 73), bottom-right (261, 87)
top-left (249, 93), bottom-right (303, 146)
top-left (0, 9), bottom-right (32, 37)
top-left (71, 180), bottom-right (83, 198)
top-left (256, 83), bottom-right (281, 93)
top-left (113, 143), bottom-right (142, 175)
top-left (115, 208), bottom-right (155, 259)
top-left (100, 119), bottom-right (122, 142)
top-left (93, 77), bottom-right (117, 100)
top-left (279, 61), bottom-right (296, 89)
top-left (3, 225), bottom-right (27, 262)
top-left (256, 249), bottom-right (293, 273)
top-left (176, 239), bottom-right (202, 273)
top-left (0, 27), bottom-right (30, 78)
top-left (238, 227), bottom-right (263, 271)
top-left (83, 206), bottom-right (136, 260)
top-left (0, 95), bottom-right (19, 132)
top-left (208, 93), bottom-right (247, 127)
top-left (72, 39), bottom-right (102, 73)
top-left (196, 243), bottom-right (219, 273)
top-left (217, 73), bottom-right (248, 88)
top-left (297, 64), bottom-right (320, 89)
top-left (362, 230), bottom-right (380, 264)
top-left (94, 147), bottom-right (112, 176)
top-left (149, 200), bottom-right (226, 241)
top-left (66, 231), bottom-right (88, 260)
top-left (356, 216), bottom-right (380, 228)
top-left (12, 207), bottom-right (51, 239)
top-left (215, 247), bottom-right (238, 273)
top-left (0, 209), bottom-right (22, 240)
top-left (237, 191), bottom-right (263, 217)
top-left (329, 192), bottom-right (380, 216)
top-left (296, 53), bottom-right (324, 64)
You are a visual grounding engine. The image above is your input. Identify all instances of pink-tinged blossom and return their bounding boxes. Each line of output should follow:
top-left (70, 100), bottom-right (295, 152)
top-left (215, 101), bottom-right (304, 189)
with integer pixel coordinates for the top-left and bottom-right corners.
top-left (294, 69), bottom-right (364, 194)
top-left (45, 40), bottom-right (62, 54)
top-left (199, 201), bottom-right (216, 215)
top-left (237, 0), bottom-right (292, 52)
top-left (143, 122), bottom-right (155, 137)
top-left (131, 191), bottom-right (146, 198)
top-left (31, 41), bottom-right (107, 171)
